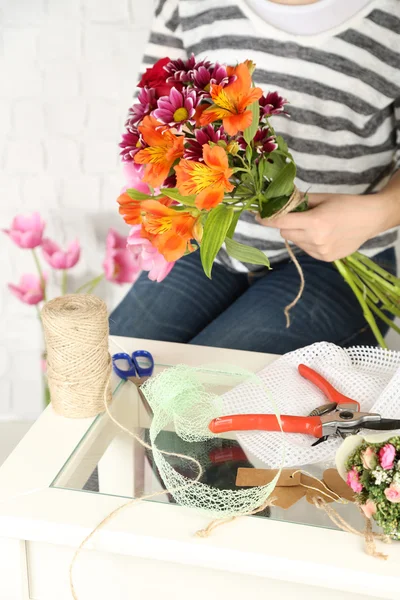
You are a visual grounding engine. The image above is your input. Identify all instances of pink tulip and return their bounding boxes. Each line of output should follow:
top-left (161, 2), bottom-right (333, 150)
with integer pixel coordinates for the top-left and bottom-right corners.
top-left (361, 499), bottom-right (377, 519)
top-left (127, 225), bottom-right (174, 282)
top-left (3, 213), bottom-right (45, 249)
top-left (121, 162), bottom-right (161, 195)
top-left (103, 228), bottom-right (141, 284)
top-left (385, 482), bottom-right (400, 503)
top-left (42, 239), bottom-right (80, 270)
top-left (8, 273), bottom-right (45, 305)
top-left (379, 444), bottom-right (396, 470)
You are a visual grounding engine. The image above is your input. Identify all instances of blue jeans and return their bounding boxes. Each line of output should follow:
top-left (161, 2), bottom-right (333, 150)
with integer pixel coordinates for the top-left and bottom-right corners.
top-left (109, 248), bottom-right (397, 353)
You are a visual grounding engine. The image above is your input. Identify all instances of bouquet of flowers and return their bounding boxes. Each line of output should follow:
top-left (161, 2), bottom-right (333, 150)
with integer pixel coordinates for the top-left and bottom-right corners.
top-left (344, 437), bottom-right (400, 539)
top-left (117, 55), bottom-right (400, 348)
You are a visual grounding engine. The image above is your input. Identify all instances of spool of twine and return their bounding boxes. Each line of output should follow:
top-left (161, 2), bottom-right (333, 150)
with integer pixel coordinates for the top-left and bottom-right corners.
top-left (41, 294), bottom-right (112, 418)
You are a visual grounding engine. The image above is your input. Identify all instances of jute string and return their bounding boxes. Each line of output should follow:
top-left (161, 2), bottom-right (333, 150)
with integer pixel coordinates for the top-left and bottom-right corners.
top-left (41, 295), bottom-right (112, 418)
top-left (270, 186), bottom-right (306, 327)
top-left (293, 470), bottom-right (391, 560)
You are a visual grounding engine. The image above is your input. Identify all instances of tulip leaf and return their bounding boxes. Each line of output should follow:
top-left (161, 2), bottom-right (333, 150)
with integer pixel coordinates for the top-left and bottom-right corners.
top-left (200, 205), bottom-right (234, 278)
top-left (243, 100), bottom-right (261, 145)
top-left (126, 188), bottom-right (153, 201)
top-left (161, 187), bottom-right (197, 206)
top-left (264, 161), bottom-right (296, 200)
top-left (225, 237), bottom-right (271, 269)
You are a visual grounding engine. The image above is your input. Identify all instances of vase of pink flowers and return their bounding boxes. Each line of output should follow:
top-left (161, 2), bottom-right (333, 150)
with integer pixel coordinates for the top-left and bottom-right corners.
top-left (3, 212), bottom-right (172, 408)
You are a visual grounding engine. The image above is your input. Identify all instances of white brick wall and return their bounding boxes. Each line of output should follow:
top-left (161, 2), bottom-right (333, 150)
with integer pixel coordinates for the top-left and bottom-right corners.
top-left (0, 0), bottom-right (399, 420)
top-left (0, 0), bottom-right (154, 419)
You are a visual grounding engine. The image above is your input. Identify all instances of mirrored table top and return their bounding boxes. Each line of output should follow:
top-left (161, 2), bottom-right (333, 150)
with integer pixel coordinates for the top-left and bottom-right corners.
top-left (51, 363), bottom-right (366, 533)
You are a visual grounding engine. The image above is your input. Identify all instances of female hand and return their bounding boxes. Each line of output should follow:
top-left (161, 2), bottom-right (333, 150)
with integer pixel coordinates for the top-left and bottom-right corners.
top-left (257, 192), bottom-right (397, 261)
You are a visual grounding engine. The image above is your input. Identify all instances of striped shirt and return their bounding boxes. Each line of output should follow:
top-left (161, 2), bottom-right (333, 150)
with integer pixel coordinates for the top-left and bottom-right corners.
top-left (138, 0), bottom-right (400, 270)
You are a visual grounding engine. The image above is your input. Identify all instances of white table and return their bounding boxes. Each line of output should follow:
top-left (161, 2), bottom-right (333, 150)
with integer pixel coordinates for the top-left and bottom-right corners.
top-left (0, 336), bottom-right (398, 600)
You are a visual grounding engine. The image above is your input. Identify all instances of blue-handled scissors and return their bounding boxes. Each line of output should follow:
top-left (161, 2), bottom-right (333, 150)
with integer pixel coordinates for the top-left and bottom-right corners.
top-left (112, 350), bottom-right (155, 383)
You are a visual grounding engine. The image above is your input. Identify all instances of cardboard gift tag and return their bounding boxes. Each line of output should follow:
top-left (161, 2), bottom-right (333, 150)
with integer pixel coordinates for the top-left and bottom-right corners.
top-left (302, 474), bottom-right (335, 505)
top-left (323, 468), bottom-right (355, 502)
top-left (236, 468), bottom-right (301, 488)
top-left (236, 469), bottom-right (305, 509)
top-left (273, 486), bottom-right (307, 509)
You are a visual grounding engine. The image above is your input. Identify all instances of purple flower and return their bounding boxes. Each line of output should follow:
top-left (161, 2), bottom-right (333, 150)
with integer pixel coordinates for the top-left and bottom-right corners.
top-left (126, 88), bottom-right (157, 125)
top-left (119, 126), bottom-right (144, 162)
top-left (153, 87), bottom-right (199, 129)
top-left (184, 125), bottom-right (227, 161)
top-left (165, 54), bottom-right (211, 83)
top-left (239, 128), bottom-right (277, 154)
top-left (192, 63), bottom-right (235, 94)
top-left (163, 173), bottom-right (177, 188)
top-left (260, 91), bottom-right (289, 117)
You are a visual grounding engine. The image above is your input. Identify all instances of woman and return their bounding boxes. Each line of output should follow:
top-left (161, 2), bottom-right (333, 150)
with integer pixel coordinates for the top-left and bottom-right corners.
top-left (110, 0), bottom-right (400, 353)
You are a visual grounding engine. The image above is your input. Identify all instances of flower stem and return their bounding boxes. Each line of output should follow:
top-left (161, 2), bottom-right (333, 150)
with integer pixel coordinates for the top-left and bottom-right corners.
top-left (366, 300), bottom-right (400, 336)
top-left (75, 273), bottom-right (104, 294)
top-left (32, 249), bottom-right (47, 301)
top-left (334, 259), bottom-right (388, 349)
top-left (61, 270), bottom-right (68, 295)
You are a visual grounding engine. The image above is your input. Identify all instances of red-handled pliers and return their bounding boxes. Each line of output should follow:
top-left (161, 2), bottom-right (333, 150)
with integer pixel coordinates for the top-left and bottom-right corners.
top-left (209, 364), bottom-right (400, 445)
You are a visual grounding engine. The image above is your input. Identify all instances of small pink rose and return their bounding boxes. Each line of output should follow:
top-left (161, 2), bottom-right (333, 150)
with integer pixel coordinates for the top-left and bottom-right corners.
top-left (346, 467), bottom-right (363, 493)
top-left (42, 239), bottom-right (80, 270)
top-left (3, 213), bottom-right (45, 249)
top-left (384, 482), bottom-right (400, 503)
top-left (361, 447), bottom-right (378, 470)
top-left (103, 228), bottom-right (141, 284)
top-left (360, 499), bottom-right (377, 519)
top-left (127, 224), bottom-right (175, 283)
top-left (8, 273), bottom-right (46, 305)
top-left (379, 443), bottom-right (396, 470)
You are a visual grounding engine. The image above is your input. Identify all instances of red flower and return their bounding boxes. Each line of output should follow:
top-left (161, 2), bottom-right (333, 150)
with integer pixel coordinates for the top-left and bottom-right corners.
top-left (138, 57), bottom-right (177, 99)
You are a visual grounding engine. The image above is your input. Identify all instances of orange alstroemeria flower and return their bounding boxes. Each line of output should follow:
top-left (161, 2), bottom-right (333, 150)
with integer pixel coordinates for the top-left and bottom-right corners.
top-left (141, 200), bottom-right (201, 262)
top-left (175, 144), bottom-right (234, 210)
top-left (117, 192), bottom-right (142, 225)
top-left (118, 193), bottom-right (172, 226)
top-left (199, 62), bottom-right (263, 135)
top-left (134, 116), bottom-right (184, 188)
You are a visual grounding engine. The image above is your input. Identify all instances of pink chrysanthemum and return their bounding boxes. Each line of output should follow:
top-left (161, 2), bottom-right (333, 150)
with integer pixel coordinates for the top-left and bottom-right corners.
top-left (153, 87), bottom-right (199, 129)
top-left (192, 63), bottom-right (235, 94)
top-left (119, 126), bottom-right (144, 162)
top-left (260, 91), bottom-right (289, 117)
top-left (184, 125), bottom-right (227, 161)
top-left (239, 128), bottom-right (277, 154)
top-left (126, 88), bottom-right (157, 125)
top-left (165, 54), bottom-right (211, 83)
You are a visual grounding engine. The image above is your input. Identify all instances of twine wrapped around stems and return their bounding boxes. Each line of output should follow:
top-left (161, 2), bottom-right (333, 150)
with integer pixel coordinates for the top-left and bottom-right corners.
top-left (41, 294), bottom-right (112, 418)
top-left (270, 186), bottom-right (306, 326)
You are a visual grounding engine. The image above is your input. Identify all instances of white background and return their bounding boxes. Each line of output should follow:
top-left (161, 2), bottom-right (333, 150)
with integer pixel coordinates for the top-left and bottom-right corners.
top-left (0, 0), bottom-right (399, 420)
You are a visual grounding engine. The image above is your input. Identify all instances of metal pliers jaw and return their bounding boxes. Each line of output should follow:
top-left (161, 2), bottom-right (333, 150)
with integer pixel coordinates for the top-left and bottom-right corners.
top-left (311, 402), bottom-right (382, 446)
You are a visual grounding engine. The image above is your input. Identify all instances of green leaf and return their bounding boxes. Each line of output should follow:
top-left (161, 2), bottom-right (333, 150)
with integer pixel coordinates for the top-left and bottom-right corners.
top-left (243, 100), bottom-right (260, 145)
top-left (161, 187), bottom-right (197, 206)
top-left (200, 205), bottom-right (234, 278)
top-left (126, 188), bottom-right (153, 201)
top-left (245, 145), bottom-right (253, 163)
top-left (259, 195), bottom-right (290, 219)
top-left (226, 210), bottom-right (241, 239)
top-left (276, 135), bottom-right (288, 153)
top-left (225, 237), bottom-right (270, 269)
top-left (261, 153), bottom-right (286, 181)
top-left (264, 161), bottom-right (296, 200)
top-left (258, 157), bottom-right (266, 184)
